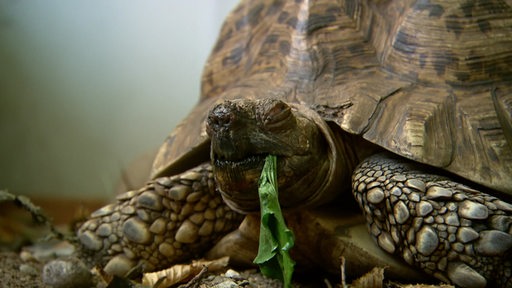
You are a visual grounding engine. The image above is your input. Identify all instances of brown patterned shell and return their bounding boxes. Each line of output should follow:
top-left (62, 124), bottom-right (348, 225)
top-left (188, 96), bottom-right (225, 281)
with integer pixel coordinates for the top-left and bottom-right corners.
top-left (152, 0), bottom-right (512, 194)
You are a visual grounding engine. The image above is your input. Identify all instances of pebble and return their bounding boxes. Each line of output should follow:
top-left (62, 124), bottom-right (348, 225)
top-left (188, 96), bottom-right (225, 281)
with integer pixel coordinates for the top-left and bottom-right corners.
top-left (224, 269), bottom-right (241, 278)
top-left (19, 264), bottom-right (39, 276)
top-left (42, 258), bottom-right (93, 288)
top-left (211, 280), bottom-right (239, 288)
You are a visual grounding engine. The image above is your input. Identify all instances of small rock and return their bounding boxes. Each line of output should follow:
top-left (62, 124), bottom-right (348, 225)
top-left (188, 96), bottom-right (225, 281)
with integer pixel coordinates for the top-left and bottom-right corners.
top-left (224, 269), bottom-right (241, 279)
top-left (19, 263), bottom-right (39, 276)
top-left (42, 257), bottom-right (93, 288)
top-left (211, 279), bottom-right (238, 288)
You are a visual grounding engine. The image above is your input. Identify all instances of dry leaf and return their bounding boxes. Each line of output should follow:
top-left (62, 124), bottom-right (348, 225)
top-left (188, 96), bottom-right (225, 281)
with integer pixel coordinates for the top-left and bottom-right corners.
top-left (142, 256), bottom-right (229, 288)
top-left (350, 267), bottom-right (384, 288)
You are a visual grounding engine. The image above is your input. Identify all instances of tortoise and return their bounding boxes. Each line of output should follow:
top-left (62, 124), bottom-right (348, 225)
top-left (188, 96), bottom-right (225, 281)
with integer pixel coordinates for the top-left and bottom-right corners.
top-left (76, 0), bottom-right (512, 287)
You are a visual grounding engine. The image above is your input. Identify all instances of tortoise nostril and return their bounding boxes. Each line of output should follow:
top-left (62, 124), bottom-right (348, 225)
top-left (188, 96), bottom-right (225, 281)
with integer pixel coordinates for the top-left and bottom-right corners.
top-left (208, 103), bottom-right (236, 133)
top-left (216, 113), bottom-right (232, 128)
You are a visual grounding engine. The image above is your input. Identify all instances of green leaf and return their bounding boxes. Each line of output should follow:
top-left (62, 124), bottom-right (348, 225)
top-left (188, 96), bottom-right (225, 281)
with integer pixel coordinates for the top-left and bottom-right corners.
top-left (253, 155), bottom-right (295, 288)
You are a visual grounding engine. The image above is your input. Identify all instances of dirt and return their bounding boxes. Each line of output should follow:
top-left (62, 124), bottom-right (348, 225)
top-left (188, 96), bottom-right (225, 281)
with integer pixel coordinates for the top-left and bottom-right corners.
top-left (0, 252), bottom-right (48, 288)
top-left (0, 248), bottom-right (327, 288)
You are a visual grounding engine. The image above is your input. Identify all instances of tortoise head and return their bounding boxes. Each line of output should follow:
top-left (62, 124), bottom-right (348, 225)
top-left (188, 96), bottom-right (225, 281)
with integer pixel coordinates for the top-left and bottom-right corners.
top-left (206, 98), bottom-right (349, 213)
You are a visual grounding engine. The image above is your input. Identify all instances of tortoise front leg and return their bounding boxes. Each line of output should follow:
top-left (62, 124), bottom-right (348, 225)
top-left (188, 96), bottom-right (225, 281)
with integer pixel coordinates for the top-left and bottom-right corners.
top-left (352, 153), bottom-right (512, 288)
top-left (77, 163), bottom-right (243, 276)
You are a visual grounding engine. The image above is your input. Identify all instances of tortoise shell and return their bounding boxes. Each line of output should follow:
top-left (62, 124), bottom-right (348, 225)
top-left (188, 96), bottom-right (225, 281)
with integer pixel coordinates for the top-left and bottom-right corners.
top-left (152, 0), bottom-right (512, 194)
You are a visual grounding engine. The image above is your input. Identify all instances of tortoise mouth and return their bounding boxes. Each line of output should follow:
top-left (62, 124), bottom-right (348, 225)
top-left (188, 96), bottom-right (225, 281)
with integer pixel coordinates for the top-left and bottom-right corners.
top-left (211, 151), bottom-right (274, 213)
top-left (213, 153), bottom-right (267, 170)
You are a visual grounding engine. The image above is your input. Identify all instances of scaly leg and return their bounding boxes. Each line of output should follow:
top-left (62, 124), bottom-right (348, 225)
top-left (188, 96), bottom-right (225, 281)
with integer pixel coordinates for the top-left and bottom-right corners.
top-left (352, 153), bottom-right (512, 288)
top-left (77, 163), bottom-right (243, 276)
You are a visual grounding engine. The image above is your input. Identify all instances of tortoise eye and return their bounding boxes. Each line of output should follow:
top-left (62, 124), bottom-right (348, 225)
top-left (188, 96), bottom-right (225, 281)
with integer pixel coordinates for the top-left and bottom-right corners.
top-left (261, 100), bottom-right (293, 129)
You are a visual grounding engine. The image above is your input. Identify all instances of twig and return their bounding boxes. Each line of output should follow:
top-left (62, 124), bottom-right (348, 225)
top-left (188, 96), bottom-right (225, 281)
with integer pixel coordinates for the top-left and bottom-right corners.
top-left (182, 265), bottom-right (208, 288)
top-left (0, 190), bottom-right (65, 240)
top-left (340, 256), bottom-right (347, 288)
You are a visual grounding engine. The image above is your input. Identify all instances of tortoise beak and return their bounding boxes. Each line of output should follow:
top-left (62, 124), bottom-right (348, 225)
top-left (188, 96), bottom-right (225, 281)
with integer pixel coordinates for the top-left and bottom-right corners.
top-left (206, 101), bottom-right (265, 211)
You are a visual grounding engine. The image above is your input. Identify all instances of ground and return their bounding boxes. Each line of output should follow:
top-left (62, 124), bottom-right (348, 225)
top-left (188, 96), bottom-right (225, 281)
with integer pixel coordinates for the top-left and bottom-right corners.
top-left (0, 191), bottom-right (453, 288)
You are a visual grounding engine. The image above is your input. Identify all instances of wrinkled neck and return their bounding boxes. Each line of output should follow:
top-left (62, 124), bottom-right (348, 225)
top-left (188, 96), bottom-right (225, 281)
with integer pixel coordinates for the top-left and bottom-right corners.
top-left (291, 118), bottom-right (360, 209)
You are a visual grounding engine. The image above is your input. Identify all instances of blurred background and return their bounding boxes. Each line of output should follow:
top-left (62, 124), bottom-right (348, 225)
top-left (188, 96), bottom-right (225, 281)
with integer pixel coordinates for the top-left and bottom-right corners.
top-left (0, 0), bottom-right (239, 203)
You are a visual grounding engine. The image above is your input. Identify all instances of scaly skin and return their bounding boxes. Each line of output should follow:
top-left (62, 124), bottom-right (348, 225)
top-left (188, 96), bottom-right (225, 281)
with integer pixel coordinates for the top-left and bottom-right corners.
top-left (353, 153), bottom-right (512, 288)
top-left (77, 164), bottom-right (243, 276)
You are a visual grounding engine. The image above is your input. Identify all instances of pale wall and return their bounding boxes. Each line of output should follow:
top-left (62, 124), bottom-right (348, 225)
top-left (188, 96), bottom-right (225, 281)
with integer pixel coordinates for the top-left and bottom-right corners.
top-left (0, 1), bottom-right (239, 200)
